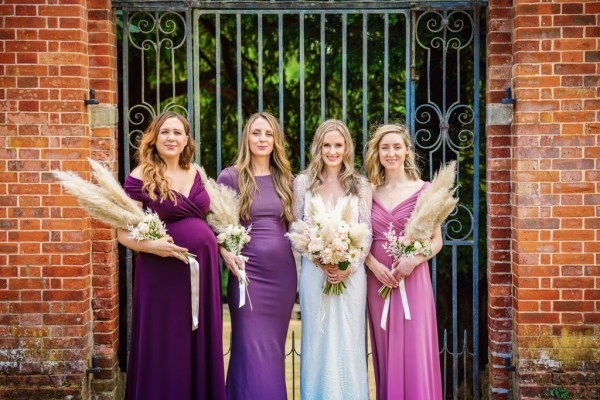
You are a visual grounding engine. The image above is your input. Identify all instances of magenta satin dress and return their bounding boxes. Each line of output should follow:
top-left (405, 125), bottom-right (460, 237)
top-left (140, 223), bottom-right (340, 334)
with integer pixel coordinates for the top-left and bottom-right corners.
top-left (124, 173), bottom-right (226, 400)
top-left (366, 182), bottom-right (443, 400)
top-left (217, 167), bottom-right (297, 400)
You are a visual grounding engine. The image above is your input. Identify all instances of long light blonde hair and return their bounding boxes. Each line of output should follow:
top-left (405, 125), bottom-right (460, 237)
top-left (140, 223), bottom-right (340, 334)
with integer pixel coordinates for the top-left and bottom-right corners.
top-left (234, 112), bottom-right (294, 222)
top-left (365, 123), bottom-right (421, 186)
top-left (138, 111), bottom-right (195, 203)
top-left (305, 119), bottom-right (360, 196)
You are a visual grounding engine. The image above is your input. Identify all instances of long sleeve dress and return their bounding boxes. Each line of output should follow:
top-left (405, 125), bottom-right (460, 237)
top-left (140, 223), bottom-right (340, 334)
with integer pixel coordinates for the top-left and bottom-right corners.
top-left (124, 173), bottom-right (226, 400)
top-left (366, 182), bottom-right (443, 400)
top-left (217, 167), bottom-right (297, 400)
top-left (293, 173), bottom-right (372, 400)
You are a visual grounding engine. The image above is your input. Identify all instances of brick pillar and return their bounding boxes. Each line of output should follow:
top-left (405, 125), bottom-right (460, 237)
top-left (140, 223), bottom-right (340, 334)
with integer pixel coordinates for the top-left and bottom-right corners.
top-left (486, 0), bottom-right (514, 398)
top-left (87, 0), bottom-right (120, 398)
top-left (511, 1), bottom-right (600, 399)
top-left (0, 0), bottom-right (119, 398)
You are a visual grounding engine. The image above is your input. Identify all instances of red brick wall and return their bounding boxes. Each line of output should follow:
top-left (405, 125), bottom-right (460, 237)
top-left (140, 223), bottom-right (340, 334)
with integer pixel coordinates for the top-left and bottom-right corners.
top-left (487, 0), bottom-right (600, 398)
top-left (486, 0), bottom-right (514, 398)
top-left (0, 0), bottom-right (119, 398)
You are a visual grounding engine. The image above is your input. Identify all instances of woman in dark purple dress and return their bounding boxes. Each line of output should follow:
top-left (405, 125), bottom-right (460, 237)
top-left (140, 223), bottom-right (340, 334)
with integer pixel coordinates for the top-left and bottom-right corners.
top-left (118, 111), bottom-right (225, 400)
top-left (217, 111), bottom-right (297, 400)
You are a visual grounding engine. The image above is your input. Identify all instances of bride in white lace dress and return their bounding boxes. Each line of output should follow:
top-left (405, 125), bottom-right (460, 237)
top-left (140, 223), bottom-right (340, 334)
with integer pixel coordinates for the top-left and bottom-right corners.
top-left (293, 119), bottom-right (372, 400)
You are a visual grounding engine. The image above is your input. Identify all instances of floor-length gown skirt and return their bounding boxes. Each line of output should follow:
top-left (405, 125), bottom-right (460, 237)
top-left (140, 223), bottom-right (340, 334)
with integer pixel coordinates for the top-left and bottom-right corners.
top-left (367, 262), bottom-right (442, 400)
top-left (300, 257), bottom-right (369, 400)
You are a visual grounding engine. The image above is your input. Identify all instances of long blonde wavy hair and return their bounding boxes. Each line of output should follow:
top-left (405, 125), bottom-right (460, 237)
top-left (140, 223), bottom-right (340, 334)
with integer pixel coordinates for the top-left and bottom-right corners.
top-left (305, 119), bottom-right (360, 196)
top-left (137, 111), bottom-right (195, 203)
top-left (365, 123), bottom-right (421, 186)
top-left (234, 112), bottom-right (294, 222)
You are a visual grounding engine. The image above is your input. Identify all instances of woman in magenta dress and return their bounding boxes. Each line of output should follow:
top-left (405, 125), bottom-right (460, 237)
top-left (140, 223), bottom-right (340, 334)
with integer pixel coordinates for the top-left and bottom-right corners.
top-left (364, 123), bottom-right (443, 400)
top-left (119, 111), bottom-right (225, 400)
top-left (217, 111), bottom-right (296, 400)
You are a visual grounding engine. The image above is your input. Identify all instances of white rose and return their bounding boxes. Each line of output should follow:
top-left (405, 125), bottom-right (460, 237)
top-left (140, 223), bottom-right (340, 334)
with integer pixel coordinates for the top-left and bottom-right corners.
top-left (320, 248), bottom-right (333, 264)
top-left (413, 241), bottom-right (422, 250)
top-left (137, 222), bottom-right (149, 234)
top-left (308, 239), bottom-right (323, 253)
top-left (331, 238), bottom-right (343, 249)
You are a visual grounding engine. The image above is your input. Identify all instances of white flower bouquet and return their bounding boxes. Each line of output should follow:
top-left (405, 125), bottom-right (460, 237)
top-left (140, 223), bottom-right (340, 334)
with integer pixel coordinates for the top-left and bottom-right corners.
top-left (216, 224), bottom-right (252, 257)
top-left (378, 161), bottom-right (458, 329)
top-left (193, 165), bottom-right (253, 309)
top-left (287, 195), bottom-right (369, 295)
top-left (128, 210), bottom-right (196, 259)
top-left (378, 223), bottom-right (432, 299)
top-left (53, 159), bottom-right (200, 330)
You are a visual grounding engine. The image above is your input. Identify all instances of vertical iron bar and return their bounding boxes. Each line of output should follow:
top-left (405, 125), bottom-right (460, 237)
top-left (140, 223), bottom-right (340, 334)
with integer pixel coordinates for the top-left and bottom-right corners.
top-left (279, 13), bottom-right (284, 129)
top-left (452, 245), bottom-right (458, 400)
top-left (362, 13), bottom-right (368, 163)
top-left (237, 14), bottom-right (242, 146)
top-left (216, 14), bottom-right (222, 174)
top-left (442, 10), bottom-right (447, 115)
top-left (472, 6), bottom-right (481, 399)
top-left (410, 10), bottom-right (416, 140)
top-left (342, 12), bottom-right (347, 123)
top-left (404, 11), bottom-right (411, 125)
top-left (193, 11), bottom-right (201, 162)
top-left (384, 12), bottom-right (389, 123)
top-left (464, 330), bottom-right (468, 400)
top-left (320, 13), bottom-right (326, 122)
top-left (258, 14), bottom-right (263, 111)
top-left (432, 253), bottom-right (437, 304)
top-left (155, 11), bottom-right (160, 113)
top-left (300, 12), bottom-right (305, 170)
top-left (292, 331), bottom-right (296, 400)
top-left (186, 10), bottom-right (193, 133)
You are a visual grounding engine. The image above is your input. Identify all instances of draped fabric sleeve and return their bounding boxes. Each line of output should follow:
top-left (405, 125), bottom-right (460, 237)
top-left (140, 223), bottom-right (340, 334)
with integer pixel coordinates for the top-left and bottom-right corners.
top-left (216, 166), bottom-right (238, 193)
top-left (123, 176), bottom-right (151, 206)
top-left (353, 176), bottom-right (373, 273)
top-left (292, 173), bottom-right (308, 222)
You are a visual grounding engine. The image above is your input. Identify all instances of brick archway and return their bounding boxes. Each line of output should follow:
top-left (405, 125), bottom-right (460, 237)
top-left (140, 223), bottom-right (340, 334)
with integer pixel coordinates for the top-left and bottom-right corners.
top-left (1, 0), bottom-right (599, 399)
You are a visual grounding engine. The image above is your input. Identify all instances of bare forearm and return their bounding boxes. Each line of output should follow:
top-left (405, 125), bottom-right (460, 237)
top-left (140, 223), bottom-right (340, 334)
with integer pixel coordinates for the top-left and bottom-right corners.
top-left (365, 252), bottom-right (379, 271)
top-left (118, 229), bottom-right (153, 254)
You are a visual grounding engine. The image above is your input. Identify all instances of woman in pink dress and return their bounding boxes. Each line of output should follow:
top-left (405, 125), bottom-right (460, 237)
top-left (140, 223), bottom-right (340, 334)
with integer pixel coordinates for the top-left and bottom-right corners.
top-left (364, 123), bottom-right (443, 400)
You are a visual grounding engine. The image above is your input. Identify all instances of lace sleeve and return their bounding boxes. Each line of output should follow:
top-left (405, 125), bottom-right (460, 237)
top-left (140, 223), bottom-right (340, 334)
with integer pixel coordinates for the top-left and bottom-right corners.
top-left (353, 176), bottom-right (373, 272)
top-left (293, 173), bottom-right (308, 222)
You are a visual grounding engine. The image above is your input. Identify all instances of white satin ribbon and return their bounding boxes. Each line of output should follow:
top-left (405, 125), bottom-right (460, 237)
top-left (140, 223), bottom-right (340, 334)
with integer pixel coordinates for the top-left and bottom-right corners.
top-left (188, 255), bottom-right (200, 331)
top-left (379, 279), bottom-right (411, 331)
top-left (238, 256), bottom-right (253, 310)
top-left (399, 279), bottom-right (411, 320)
top-left (380, 295), bottom-right (391, 330)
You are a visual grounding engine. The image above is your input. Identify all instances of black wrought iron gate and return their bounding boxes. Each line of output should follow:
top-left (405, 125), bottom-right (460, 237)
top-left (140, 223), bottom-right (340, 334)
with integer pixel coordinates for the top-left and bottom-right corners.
top-left (114, 1), bottom-right (486, 398)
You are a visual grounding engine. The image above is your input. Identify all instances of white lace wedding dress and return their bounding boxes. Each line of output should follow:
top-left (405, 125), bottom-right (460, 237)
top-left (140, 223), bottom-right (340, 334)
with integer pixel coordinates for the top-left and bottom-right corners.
top-left (293, 173), bottom-right (373, 400)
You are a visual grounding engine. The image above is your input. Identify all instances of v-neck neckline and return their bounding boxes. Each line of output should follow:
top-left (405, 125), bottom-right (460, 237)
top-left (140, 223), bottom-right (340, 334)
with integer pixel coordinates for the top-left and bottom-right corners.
top-left (129, 171), bottom-right (200, 200)
top-left (372, 182), bottom-right (427, 214)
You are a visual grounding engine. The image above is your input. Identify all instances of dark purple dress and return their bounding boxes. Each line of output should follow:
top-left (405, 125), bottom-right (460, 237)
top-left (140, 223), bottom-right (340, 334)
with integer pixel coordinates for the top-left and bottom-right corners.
top-left (217, 167), bottom-right (297, 400)
top-left (124, 173), bottom-right (225, 400)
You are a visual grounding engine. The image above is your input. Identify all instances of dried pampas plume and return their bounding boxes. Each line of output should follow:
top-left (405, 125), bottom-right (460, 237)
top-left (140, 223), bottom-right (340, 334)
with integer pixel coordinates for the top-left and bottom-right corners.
top-left (403, 160), bottom-right (459, 242)
top-left (192, 164), bottom-right (241, 232)
top-left (286, 221), bottom-right (311, 254)
top-left (52, 162), bottom-right (144, 229)
top-left (88, 158), bottom-right (144, 217)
